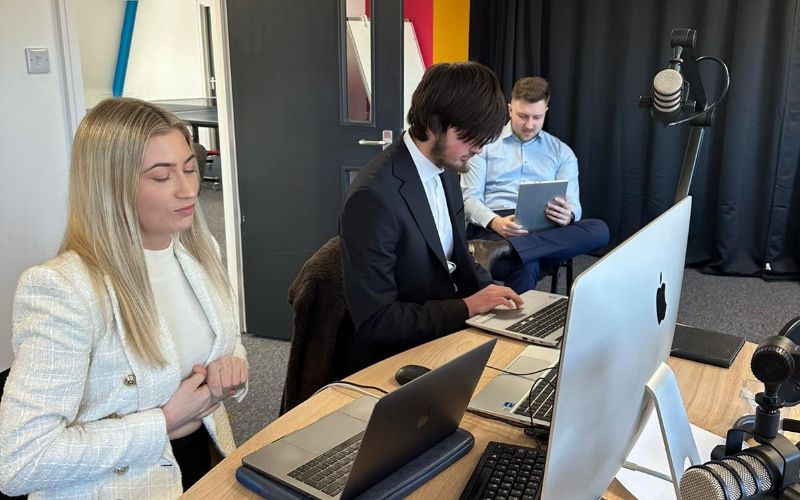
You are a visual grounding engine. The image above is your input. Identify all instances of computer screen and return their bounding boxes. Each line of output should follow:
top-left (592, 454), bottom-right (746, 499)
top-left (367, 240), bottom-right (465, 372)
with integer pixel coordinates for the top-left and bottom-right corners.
top-left (542, 197), bottom-right (692, 499)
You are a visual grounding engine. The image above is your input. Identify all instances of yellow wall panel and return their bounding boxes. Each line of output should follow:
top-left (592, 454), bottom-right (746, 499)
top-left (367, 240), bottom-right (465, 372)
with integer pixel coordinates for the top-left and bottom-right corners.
top-left (433, 0), bottom-right (470, 63)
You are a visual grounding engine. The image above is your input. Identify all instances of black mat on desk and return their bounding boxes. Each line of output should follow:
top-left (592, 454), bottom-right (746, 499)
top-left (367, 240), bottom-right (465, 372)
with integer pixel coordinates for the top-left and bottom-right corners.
top-left (236, 428), bottom-right (474, 500)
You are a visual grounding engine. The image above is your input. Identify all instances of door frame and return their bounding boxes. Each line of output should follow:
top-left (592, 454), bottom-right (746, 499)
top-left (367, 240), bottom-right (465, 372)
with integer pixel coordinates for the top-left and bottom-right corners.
top-left (54, 0), bottom-right (86, 142)
top-left (54, 0), bottom-right (247, 331)
top-left (207, 0), bottom-right (246, 331)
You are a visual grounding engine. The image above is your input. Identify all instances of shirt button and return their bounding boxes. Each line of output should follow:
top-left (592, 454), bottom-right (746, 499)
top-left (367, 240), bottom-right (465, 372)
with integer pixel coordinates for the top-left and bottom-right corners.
top-left (114, 465), bottom-right (129, 475)
top-left (123, 374), bottom-right (137, 386)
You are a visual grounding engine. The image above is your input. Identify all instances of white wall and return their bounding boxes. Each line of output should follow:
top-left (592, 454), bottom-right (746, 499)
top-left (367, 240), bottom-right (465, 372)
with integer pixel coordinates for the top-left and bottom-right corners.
top-left (346, 0), bottom-right (366, 17)
top-left (0, 0), bottom-right (74, 371)
top-left (76, 0), bottom-right (206, 107)
top-left (73, 0), bottom-right (122, 106)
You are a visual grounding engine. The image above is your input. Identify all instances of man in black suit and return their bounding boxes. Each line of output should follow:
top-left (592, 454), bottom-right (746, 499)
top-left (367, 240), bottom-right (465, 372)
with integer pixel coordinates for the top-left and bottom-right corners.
top-left (339, 62), bottom-right (523, 372)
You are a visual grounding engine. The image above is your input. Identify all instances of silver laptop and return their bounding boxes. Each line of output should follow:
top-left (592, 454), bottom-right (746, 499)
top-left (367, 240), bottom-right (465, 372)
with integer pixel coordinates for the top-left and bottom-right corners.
top-left (466, 290), bottom-right (568, 347)
top-left (242, 339), bottom-right (496, 500)
top-left (470, 197), bottom-right (692, 499)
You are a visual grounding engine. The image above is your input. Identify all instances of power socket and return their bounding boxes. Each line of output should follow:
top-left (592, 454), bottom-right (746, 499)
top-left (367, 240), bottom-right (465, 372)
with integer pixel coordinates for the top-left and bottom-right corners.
top-left (25, 47), bottom-right (50, 74)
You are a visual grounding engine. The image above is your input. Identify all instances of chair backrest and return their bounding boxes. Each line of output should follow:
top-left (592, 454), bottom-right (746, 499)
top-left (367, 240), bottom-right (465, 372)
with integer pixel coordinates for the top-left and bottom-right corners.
top-left (0, 367), bottom-right (28, 500)
top-left (0, 368), bottom-right (8, 402)
top-left (282, 237), bottom-right (351, 413)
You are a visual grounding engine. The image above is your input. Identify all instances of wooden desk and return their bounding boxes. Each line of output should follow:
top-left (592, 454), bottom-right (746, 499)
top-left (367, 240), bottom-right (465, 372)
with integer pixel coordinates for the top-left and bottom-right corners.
top-left (182, 329), bottom-right (781, 500)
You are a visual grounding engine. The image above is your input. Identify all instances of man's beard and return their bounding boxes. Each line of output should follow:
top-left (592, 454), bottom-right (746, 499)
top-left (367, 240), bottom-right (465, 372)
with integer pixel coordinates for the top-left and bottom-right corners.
top-left (430, 133), bottom-right (470, 174)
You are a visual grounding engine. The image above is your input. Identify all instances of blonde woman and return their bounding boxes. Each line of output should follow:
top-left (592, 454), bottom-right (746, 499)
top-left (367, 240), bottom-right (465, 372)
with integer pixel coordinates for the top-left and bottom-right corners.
top-left (0, 98), bottom-right (248, 499)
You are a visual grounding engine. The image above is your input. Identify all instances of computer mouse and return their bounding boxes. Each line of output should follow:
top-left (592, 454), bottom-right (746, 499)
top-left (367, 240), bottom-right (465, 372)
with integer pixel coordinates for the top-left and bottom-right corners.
top-left (394, 364), bottom-right (431, 386)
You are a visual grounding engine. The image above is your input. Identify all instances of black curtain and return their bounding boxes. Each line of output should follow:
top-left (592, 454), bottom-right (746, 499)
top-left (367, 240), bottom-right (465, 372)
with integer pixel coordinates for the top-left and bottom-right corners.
top-left (469, 0), bottom-right (800, 280)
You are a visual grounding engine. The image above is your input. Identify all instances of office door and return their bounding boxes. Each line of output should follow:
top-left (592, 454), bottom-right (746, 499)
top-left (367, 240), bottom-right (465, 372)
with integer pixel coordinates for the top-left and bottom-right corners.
top-left (227, 0), bottom-right (405, 338)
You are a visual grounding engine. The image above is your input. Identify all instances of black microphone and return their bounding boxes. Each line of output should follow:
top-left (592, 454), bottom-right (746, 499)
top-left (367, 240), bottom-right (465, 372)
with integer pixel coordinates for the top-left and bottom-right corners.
top-left (679, 446), bottom-right (781, 499)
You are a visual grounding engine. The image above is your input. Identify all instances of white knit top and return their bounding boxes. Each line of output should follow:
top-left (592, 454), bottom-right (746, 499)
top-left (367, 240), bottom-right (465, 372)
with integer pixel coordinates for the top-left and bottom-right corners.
top-left (144, 239), bottom-right (215, 378)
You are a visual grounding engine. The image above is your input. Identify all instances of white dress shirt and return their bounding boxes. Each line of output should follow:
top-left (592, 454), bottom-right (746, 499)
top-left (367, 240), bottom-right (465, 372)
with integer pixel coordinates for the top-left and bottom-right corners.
top-left (403, 132), bottom-right (456, 273)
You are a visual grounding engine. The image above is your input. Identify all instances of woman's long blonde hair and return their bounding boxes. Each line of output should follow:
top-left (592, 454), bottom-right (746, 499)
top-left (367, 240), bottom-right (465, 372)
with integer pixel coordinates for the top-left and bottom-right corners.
top-left (60, 97), bottom-right (232, 366)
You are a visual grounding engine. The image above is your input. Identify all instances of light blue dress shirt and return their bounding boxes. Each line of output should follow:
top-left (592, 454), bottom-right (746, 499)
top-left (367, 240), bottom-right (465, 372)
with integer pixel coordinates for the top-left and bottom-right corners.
top-left (461, 122), bottom-right (582, 229)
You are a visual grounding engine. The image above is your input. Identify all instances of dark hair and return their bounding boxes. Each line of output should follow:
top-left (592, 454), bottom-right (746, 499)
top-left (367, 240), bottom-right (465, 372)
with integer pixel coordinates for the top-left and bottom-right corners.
top-left (407, 61), bottom-right (507, 146)
top-left (511, 77), bottom-right (550, 105)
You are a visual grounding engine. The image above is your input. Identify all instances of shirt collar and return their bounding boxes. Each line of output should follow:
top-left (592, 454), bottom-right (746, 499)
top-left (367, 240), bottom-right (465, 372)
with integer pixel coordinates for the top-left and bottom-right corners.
top-left (501, 121), bottom-right (543, 145)
top-left (403, 132), bottom-right (444, 183)
top-left (500, 121), bottom-right (515, 141)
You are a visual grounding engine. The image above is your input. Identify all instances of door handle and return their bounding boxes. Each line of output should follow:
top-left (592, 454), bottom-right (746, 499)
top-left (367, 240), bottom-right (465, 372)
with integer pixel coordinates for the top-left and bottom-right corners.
top-left (358, 139), bottom-right (391, 146)
top-left (358, 130), bottom-right (393, 150)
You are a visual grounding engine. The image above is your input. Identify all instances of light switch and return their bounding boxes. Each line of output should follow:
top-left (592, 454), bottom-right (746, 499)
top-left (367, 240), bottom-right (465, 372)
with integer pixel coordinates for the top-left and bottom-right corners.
top-left (25, 47), bottom-right (51, 74)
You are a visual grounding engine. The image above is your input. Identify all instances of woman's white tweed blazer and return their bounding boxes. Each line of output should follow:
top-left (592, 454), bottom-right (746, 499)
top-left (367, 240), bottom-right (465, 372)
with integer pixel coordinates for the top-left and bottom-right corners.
top-left (0, 244), bottom-right (247, 500)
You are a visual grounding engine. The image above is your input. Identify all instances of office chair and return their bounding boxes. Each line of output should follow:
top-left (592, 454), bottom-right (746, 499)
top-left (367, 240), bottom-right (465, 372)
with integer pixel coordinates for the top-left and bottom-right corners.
top-left (282, 236), bottom-right (353, 414)
top-left (547, 258), bottom-right (574, 296)
top-left (0, 367), bottom-right (28, 500)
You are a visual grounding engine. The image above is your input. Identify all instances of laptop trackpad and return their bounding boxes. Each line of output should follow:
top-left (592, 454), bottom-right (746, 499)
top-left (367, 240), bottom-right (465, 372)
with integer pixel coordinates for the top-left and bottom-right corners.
top-left (494, 294), bottom-right (548, 317)
top-left (510, 348), bottom-right (560, 376)
top-left (284, 411), bottom-right (367, 455)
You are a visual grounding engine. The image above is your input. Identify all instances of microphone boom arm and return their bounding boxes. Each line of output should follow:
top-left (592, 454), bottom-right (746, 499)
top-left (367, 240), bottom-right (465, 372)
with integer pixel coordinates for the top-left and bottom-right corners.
top-left (670, 50), bottom-right (730, 202)
top-left (638, 28), bottom-right (730, 203)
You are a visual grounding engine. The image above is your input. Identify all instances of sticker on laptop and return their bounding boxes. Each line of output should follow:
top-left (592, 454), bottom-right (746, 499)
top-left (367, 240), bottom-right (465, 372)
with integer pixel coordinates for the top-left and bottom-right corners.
top-left (472, 313), bottom-right (495, 324)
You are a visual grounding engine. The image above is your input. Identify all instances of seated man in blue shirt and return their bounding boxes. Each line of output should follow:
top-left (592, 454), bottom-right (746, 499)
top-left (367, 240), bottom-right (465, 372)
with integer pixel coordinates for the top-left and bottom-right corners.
top-left (461, 77), bottom-right (610, 294)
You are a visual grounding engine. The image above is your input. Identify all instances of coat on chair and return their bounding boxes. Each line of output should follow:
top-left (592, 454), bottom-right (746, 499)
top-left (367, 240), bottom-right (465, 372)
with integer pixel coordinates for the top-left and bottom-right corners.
top-left (283, 236), bottom-right (353, 414)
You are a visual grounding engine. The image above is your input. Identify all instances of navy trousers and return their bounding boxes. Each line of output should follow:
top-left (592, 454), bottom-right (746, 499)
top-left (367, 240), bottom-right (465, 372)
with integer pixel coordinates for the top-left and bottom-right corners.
top-left (466, 210), bottom-right (610, 294)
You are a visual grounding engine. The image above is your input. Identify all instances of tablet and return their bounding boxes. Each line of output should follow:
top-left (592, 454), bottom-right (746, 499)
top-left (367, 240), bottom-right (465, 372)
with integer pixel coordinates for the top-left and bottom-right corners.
top-left (514, 180), bottom-right (569, 232)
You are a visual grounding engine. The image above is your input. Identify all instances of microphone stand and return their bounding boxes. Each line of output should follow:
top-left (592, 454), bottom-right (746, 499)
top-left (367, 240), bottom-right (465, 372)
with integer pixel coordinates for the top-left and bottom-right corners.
top-left (640, 28), bottom-right (734, 387)
top-left (711, 391), bottom-right (800, 499)
top-left (670, 38), bottom-right (714, 204)
top-left (638, 28), bottom-right (714, 203)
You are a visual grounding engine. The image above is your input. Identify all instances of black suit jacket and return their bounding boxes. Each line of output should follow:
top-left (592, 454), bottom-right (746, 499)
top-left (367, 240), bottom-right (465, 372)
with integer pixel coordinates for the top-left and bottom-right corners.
top-left (339, 138), bottom-right (492, 371)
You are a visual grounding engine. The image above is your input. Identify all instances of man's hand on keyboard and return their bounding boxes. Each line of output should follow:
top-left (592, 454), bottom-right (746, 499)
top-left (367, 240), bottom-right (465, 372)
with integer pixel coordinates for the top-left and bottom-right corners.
top-left (464, 284), bottom-right (524, 317)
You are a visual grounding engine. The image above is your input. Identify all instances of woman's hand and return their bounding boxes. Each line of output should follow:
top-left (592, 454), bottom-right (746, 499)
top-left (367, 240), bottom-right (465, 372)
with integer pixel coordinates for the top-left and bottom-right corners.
top-left (161, 371), bottom-right (219, 435)
top-left (204, 356), bottom-right (248, 399)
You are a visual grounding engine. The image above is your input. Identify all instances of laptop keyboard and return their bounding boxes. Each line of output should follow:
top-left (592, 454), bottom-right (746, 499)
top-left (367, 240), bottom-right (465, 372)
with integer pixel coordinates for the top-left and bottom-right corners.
top-left (506, 298), bottom-right (568, 339)
top-left (513, 369), bottom-right (558, 422)
top-left (287, 433), bottom-right (363, 496)
top-left (459, 441), bottom-right (546, 500)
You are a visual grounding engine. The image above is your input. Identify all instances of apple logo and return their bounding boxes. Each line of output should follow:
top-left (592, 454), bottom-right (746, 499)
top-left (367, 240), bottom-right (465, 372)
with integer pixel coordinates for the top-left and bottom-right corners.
top-left (656, 272), bottom-right (667, 325)
top-left (416, 406), bottom-right (433, 428)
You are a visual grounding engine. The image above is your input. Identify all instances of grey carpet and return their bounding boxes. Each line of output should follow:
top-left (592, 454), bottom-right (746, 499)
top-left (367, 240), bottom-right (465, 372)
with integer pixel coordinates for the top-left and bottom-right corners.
top-left (198, 185), bottom-right (226, 265)
top-left (198, 186), bottom-right (800, 445)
